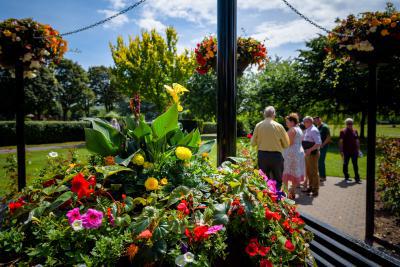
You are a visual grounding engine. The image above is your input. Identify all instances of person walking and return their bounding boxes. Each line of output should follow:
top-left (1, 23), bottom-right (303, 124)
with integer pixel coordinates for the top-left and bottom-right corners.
top-left (314, 116), bottom-right (331, 182)
top-left (251, 106), bottom-right (290, 190)
top-left (339, 118), bottom-right (361, 183)
top-left (282, 113), bottom-right (305, 199)
top-left (302, 116), bottom-right (322, 197)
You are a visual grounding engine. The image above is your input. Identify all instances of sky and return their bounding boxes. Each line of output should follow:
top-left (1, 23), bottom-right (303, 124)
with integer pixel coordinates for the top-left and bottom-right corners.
top-left (1, 0), bottom-right (397, 69)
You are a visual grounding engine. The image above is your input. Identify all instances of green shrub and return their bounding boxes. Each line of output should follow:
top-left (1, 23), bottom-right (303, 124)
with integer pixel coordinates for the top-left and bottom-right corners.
top-left (0, 121), bottom-right (90, 146)
top-left (377, 138), bottom-right (400, 217)
top-left (202, 122), bottom-right (217, 134)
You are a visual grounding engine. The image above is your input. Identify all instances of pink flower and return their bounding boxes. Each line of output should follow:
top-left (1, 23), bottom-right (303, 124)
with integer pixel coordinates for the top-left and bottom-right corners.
top-left (205, 224), bottom-right (224, 235)
top-left (81, 209), bottom-right (103, 229)
top-left (259, 169), bottom-right (269, 181)
top-left (267, 179), bottom-right (277, 193)
top-left (66, 208), bottom-right (81, 224)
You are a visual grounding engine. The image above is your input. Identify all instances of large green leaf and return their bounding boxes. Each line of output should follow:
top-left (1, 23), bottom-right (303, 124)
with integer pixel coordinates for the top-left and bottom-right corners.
top-left (153, 220), bottom-right (169, 241)
top-left (152, 104), bottom-right (179, 139)
top-left (130, 206), bottom-right (159, 234)
top-left (133, 119), bottom-right (152, 139)
top-left (170, 129), bottom-right (185, 145)
top-left (197, 139), bottom-right (216, 155)
top-left (48, 191), bottom-right (73, 211)
top-left (95, 165), bottom-right (132, 179)
top-left (213, 202), bottom-right (230, 225)
top-left (85, 128), bottom-right (117, 156)
top-left (178, 129), bottom-right (201, 148)
top-left (167, 186), bottom-right (190, 206)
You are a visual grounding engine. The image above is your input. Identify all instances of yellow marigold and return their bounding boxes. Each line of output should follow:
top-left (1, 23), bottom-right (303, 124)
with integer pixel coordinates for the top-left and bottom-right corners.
top-left (144, 177), bottom-right (159, 191)
top-left (381, 29), bottom-right (390, 36)
top-left (201, 152), bottom-right (209, 158)
top-left (3, 30), bottom-right (12, 37)
top-left (160, 177), bottom-right (168, 186)
top-left (175, 146), bottom-right (192, 160)
top-left (104, 156), bottom-right (115, 165)
top-left (143, 161), bottom-right (154, 169)
top-left (126, 244), bottom-right (139, 262)
top-left (132, 154), bottom-right (145, 166)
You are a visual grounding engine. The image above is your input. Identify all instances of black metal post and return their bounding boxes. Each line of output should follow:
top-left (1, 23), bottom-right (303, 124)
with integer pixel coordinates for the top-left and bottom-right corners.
top-left (217, 0), bottom-right (237, 165)
top-left (365, 63), bottom-right (377, 243)
top-left (15, 60), bottom-right (26, 191)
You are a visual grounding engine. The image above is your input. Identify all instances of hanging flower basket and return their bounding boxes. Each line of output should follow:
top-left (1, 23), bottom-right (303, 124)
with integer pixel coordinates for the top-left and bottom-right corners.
top-left (326, 9), bottom-right (400, 64)
top-left (195, 36), bottom-right (268, 76)
top-left (0, 18), bottom-right (67, 78)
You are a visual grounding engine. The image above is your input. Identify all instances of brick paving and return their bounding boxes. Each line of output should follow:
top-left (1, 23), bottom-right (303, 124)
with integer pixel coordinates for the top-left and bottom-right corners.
top-left (296, 176), bottom-right (366, 241)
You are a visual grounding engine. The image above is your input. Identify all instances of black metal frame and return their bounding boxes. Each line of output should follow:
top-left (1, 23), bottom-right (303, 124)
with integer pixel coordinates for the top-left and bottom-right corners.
top-left (15, 61), bottom-right (26, 191)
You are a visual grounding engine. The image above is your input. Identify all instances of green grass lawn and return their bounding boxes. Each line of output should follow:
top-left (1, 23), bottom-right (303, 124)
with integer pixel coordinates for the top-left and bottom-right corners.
top-left (329, 124), bottom-right (400, 138)
top-left (0, 146), bottom-right (91, 196)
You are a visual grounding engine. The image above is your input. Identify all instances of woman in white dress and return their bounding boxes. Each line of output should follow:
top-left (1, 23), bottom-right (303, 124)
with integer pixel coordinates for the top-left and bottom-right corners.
top-left (282, 113), bottom-right (305, 199)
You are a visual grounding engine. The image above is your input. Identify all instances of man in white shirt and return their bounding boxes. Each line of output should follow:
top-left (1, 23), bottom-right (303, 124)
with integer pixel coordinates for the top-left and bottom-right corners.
top-left (302, 116), bottom-right (322, 197)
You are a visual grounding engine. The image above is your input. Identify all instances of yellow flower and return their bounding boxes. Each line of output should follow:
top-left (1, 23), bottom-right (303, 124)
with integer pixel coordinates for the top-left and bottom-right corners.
top-left (69, 163), bottom-right (76, 168)
top-left (175, 146), bottom-right (192, 160)
top-left (144, 177), bottom-right (159, 191)
top-left (381, 29), bottom-right (390, 36)
top-left (143, 161), bottom-right (154, 169)
top-left (3, 30), bottom-right (12, 37)
top-left (164, 83), bottom-right (189, 112)
top-left (201, 152), bottom-right (209, 158)
top-left (253, 169), bottom-right (259, 176)
top-left (207, 50), bottom-right (214, 58)
top-left (160, 178), bottom-right (168, 185)
top-left (132, 154), bottom-right (145, 166)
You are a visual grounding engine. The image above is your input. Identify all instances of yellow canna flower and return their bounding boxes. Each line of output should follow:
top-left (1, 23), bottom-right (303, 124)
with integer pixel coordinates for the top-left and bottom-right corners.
top-left (144, 177), bottom-right (159, 191)
top-left (132, 154), bottom-right (145, 166)
top-left (164, 83), bottom-right (189, 112)
top-left (175, 146), bottom-right (192, 160)
top-left (3, 30), bottom-right (12, 37)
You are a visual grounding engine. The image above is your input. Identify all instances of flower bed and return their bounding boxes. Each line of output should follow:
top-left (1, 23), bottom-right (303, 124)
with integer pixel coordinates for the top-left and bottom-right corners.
top-left (0, 84), bottom-right (313, 266)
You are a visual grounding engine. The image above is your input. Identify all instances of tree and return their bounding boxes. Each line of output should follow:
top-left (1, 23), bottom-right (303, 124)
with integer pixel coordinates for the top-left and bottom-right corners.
top-left (54, 59), bottom-right (91, 120)
top-left (110, 27), bottom-right (195, 113)
top-left (88, 66), bottom-right (121, 111)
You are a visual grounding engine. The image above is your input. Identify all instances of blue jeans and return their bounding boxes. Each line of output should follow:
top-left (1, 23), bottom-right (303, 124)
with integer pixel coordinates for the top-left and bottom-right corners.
top-left (318, 145), bottom-right (328, 178)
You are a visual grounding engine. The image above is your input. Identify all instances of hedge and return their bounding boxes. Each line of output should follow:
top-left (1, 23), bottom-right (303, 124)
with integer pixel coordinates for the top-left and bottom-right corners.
top-left (0, 121), bottom-right (90, 146)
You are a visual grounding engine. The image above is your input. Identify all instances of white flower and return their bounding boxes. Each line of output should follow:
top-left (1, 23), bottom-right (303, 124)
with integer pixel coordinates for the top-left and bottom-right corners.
top-left (22, 53), bottom-right (33, 62)
top-left (48, 151), bottom-right (58, 158)
top-left (23, 71), bottom-right (37, 79)
top-left (40, 49), bottom-right (50, 56)
top-left (358, 41), bottom-right (374, 52)
top-left (34, 265), bottom-right (44, 267)
top-left (370, 26), bottom-right (377, 33)
top-left (76, 264), bottom-right (87, 267)
top-left (183, 252), bottom-right (195, 263)
top-left (346, 45), bottom-right (354, 51)
top-left (15, 36), bottom-right (21, 42)
top-left (29, 60), bottom-right (41, 69)
top-left (71, 220), bottom-right (83, 231)
top-left (175, 255), bottom-right (186, 267)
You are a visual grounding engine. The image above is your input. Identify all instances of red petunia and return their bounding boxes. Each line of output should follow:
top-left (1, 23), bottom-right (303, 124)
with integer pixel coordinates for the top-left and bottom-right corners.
top-left (291, 217), bottom-right (304, 225)
top-left (8, 198), bottom-right (25, 214)
top-left (193, 225), bottom-right (209, 241)
top-left (71, 173), bottom-right (93, 199)
top-left (265, 208), bottom-right (281, 221)
top-left (258, 246), bottom-right (271, 256)
top-left (260, 258), bottom-right (273, 267)
top-left (284, 239), bottom-right (295, 252)
top-left (245, 242), bottom-right (259, 257)
top-left (88, 175), bottom-right (96, 187)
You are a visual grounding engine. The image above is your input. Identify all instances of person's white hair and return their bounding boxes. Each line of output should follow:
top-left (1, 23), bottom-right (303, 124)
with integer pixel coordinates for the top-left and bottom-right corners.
top-left (303, 116), bottom-right (313, 123)
top-left (264, 106), bottom-right (276, 118)
top-left (345, 118), bottom-right (354, 124)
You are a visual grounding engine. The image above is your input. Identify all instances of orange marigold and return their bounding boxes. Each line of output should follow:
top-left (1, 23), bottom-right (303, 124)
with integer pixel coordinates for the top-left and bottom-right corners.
top-left (126, 244), bottom-right (139, 262)
top-left (104, 156), bottom-right (115, 165)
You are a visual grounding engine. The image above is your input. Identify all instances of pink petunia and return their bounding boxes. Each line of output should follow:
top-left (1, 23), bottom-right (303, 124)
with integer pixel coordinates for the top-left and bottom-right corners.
top-left (258, 169), bottom-right (269, 181)
top-left (205, 224), bottom-right (224, 235)
top-left (66, 208), bottom-right (81, 224)
top-left (81, 209), bottom-right (103, 229)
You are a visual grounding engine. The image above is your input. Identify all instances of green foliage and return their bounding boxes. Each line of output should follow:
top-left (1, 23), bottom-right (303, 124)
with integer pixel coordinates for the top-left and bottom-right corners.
top-left (377, 138), bottom-right (400, 216)
top-left (110, 27), bottom-right (195, 112)
top-left (0, 121), bottom-right (90, 146)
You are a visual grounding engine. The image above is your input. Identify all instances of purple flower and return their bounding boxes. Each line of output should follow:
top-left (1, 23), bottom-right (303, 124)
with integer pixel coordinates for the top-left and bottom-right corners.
top-left (276, 190), bottom-right (286, 201)
top-left (81, 209), bottom-right (103, 229)
top-left (267, 179), bottom-right (277, 193)
top-left (180, 242), bottom-right (189, 254)
top-left (205, 224), bottom-right (224, 235)
top-left (109, 213), bottom-right (115, 226)
top-left (66, 208), bottom-right (81, 224)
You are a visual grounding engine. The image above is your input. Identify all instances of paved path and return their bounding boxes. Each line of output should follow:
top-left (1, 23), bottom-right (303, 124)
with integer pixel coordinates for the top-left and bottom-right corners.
top-left (0, 142), bottom-right (85, 154)
top-left (296, 176), bottom-right (366, 240)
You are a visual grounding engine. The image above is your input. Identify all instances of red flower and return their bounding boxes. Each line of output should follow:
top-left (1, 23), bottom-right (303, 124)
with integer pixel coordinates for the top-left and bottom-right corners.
top-left (231, 198), bottom-right (241, 206)
top-left (88, 175), bottom-right (96, 187)
top-left (122, 194), bottom-right (127, 200)
top-left (193, 225), bottom-right (209, 241)
top-left (71, 173), bottom-right (93, 199)
top-left (196, 55), bottom-right (207, 66)
top-left (177, 200), bottom-right (190, 215)
top-left (137, 229), bottom-right (153, 239)
top-left (282, 219), bottom-right (291, 231)
top-left (245, 242), bottom-right (259, 257)
top-left (246, 133), bottom-right (253, 139)
top-left (196, 67), bottom-right (209, 75)
top-left (237, 206), bottom-right (245, 216)
top-left (284, 239), bottom-right (295, 252)
top-left (258, 246), bottom-right (271, 256)
top-left (271, 235), bottom-right (277, 242)
top-left (291, 217), bottom-right (304, 225)
top-left (260, 258), bottom-right (273, 267)
top-left (42, 179), bottom-right (56, 188)
top-left (265, 208), bottom-right (281, 221)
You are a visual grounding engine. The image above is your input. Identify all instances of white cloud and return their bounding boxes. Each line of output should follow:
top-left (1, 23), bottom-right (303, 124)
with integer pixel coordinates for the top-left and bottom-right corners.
top-left (106, 0), bottom-right (127, 9)
top-left (251, 19), bottom-right (323, 48)
top-left (98, 9), bottom-right (130, 28)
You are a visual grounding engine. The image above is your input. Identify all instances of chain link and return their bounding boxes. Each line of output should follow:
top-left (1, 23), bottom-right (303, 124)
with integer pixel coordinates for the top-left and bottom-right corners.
top-left (281, 0), bottom-right (352, 38)
top-left (60, 0), bottom-right (147, 36)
